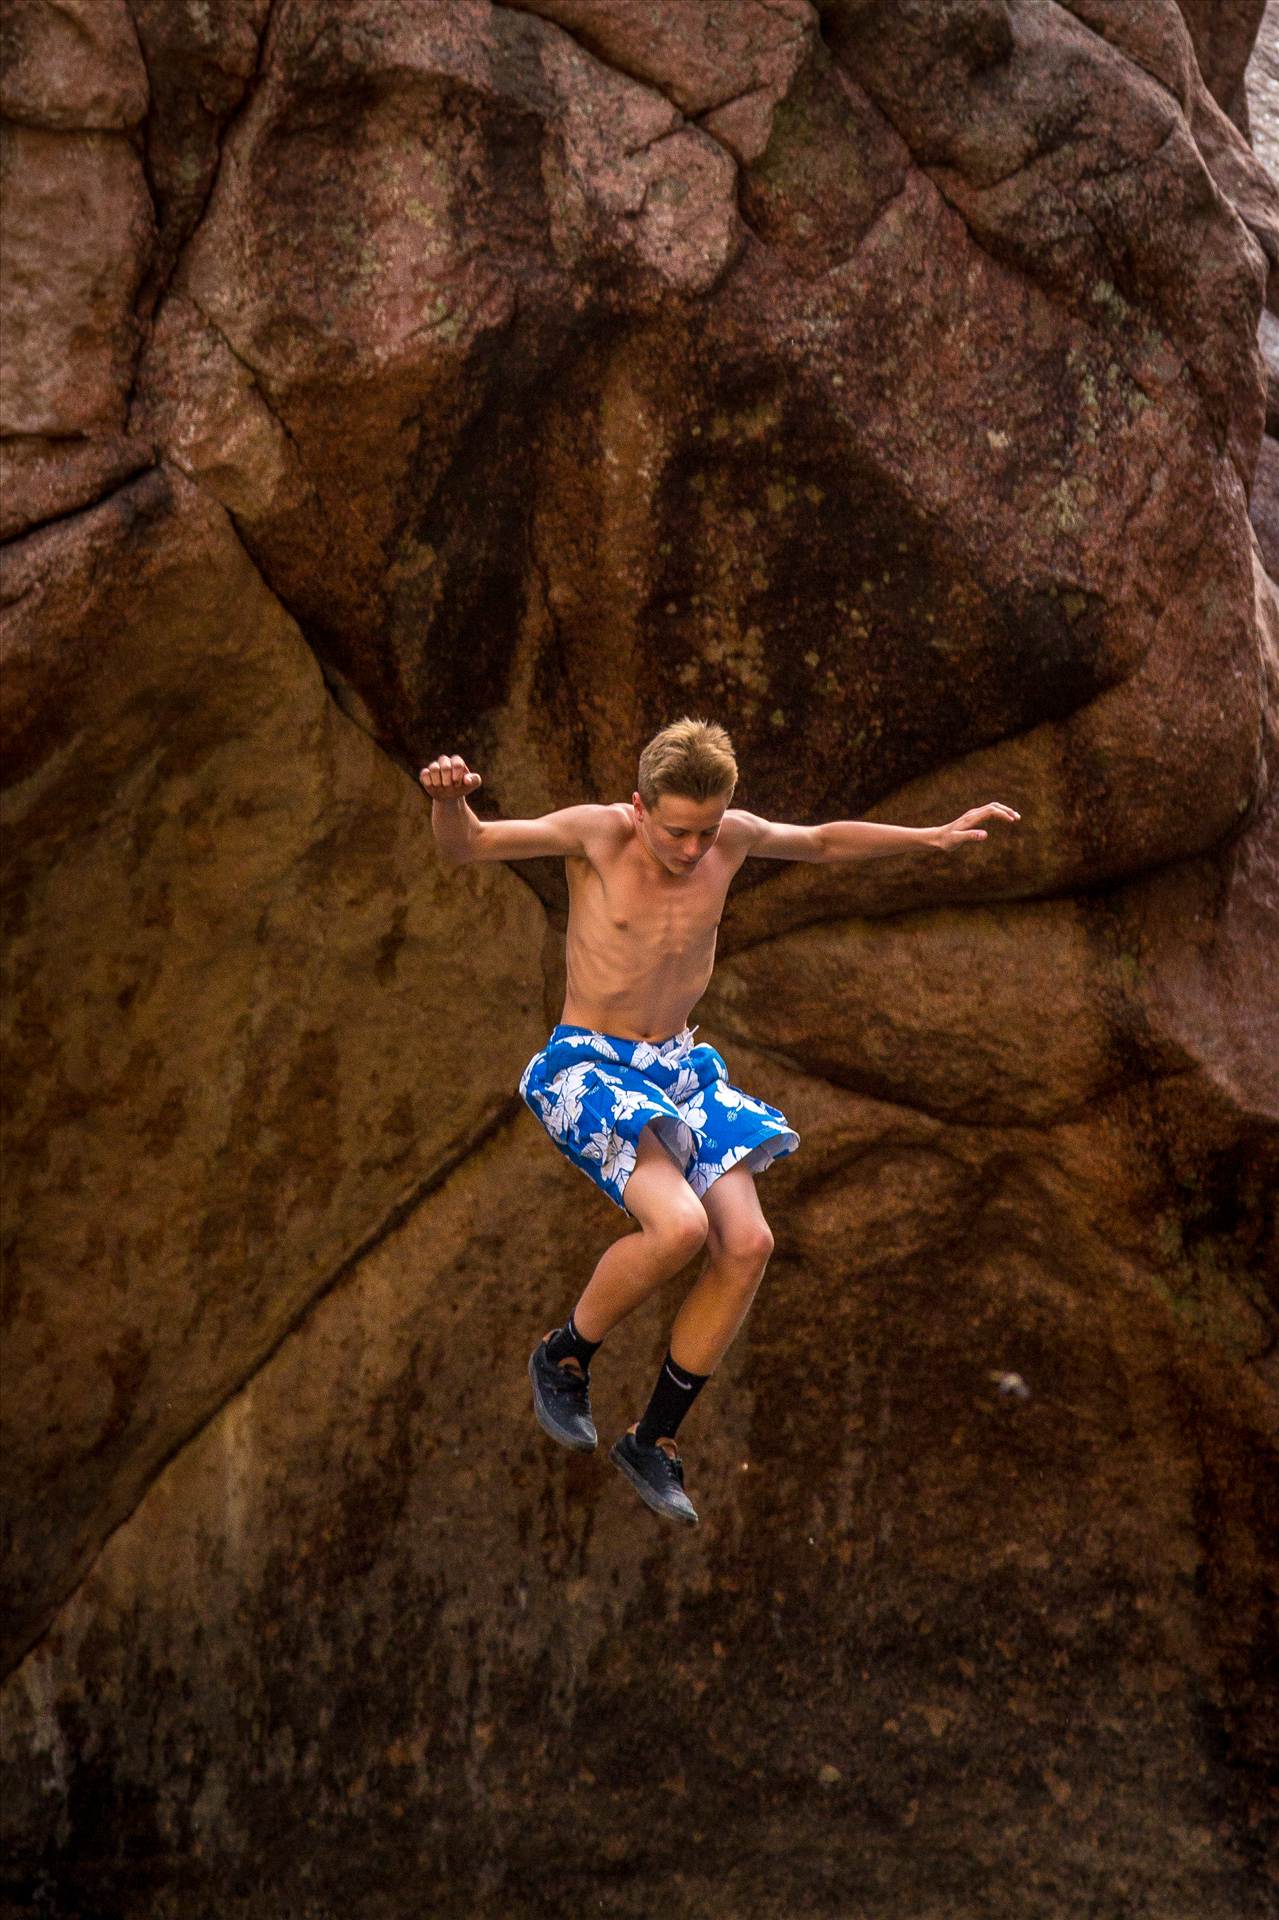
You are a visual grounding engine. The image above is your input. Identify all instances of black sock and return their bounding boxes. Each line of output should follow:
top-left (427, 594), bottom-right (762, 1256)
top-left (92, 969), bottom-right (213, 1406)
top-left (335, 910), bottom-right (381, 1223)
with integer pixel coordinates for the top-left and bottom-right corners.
top-left (545, 1312), bottom-right (602, 1376)
top-left (635, 1350), bottom-right (710, 1448)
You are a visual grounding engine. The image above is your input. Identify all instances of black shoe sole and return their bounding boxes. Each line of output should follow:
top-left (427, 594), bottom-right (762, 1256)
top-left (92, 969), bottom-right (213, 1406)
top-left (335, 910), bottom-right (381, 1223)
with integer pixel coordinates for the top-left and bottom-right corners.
top-left (609, 1439), bottom-right (699, 1525)
top-left (528, 1349), bottom-right (597, 1452)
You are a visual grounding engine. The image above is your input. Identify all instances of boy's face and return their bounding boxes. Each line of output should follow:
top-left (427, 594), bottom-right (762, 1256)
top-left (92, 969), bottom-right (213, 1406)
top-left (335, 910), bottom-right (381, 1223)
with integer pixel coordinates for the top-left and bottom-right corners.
top-left (633, 790), bottom-right (729, 876)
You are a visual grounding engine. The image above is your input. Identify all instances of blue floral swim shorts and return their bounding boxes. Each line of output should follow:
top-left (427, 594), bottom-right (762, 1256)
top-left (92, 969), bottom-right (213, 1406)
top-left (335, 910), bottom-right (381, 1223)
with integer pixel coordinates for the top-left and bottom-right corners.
top-left (518, 1022), bottom-right (800, 1216)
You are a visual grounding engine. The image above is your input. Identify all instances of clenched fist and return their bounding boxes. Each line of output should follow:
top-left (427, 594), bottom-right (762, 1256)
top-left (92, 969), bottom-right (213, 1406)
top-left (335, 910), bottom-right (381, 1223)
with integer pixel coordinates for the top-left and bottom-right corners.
top-left (419, 755), bottom-right (482, 800)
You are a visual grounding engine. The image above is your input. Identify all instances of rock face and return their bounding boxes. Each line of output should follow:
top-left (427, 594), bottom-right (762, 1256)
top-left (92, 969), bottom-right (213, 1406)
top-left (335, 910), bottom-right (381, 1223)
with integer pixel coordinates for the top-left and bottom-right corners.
top-left (0, 468), bottom-right (546, 1670)
top-left (1178, 0), bottom-right (1267, 127)
top-left (1, 3), bottom-right (1276, 1917)
top-left (1250, 8), bottom-right (1279, 572)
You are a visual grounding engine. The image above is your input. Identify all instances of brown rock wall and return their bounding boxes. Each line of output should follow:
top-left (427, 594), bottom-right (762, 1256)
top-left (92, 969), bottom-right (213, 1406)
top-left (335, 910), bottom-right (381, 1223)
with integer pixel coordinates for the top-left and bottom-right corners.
top-left (1176, 0), bottom-right (1268, 123)
top-left (704, 897), bottom-right (1114, 1126)
top-left (0, 1), bottom-right (157, 539)
top-left (1, 0), bottom-right (1276, 1912)
top-left (502, 0), bottom-right (814, 119)
top-left (1252, 428), bottom-right (1279, 570)
top-left (0, 125), bottom-right (153, 437)
top-left (1, 1043), bottom-right (1273, 1917)
top-left (0, 470), bottom-right (546, 1669)
top-left (0, 0), bottom-right (149, 131)
top-left (132, 0), bottom-right (1270, 831)
top-left (124, 0), bottom-right (273, 302)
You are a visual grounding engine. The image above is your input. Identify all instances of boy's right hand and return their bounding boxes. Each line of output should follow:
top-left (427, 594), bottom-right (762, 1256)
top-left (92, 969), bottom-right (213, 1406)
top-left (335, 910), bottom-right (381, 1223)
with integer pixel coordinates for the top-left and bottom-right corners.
top-left (420, 755), bottom-right (483, 801)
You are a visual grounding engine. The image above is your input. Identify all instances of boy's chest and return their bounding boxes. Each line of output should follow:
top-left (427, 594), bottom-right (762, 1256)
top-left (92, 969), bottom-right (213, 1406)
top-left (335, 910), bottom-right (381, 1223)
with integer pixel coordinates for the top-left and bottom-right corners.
top-left (569, 854), bottom-right (730, 949)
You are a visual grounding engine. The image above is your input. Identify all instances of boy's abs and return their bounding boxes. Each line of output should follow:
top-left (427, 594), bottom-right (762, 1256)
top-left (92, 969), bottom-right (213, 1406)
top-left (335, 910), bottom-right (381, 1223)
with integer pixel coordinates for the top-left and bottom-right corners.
top-left (560, 845), bottom-right (731, 1043)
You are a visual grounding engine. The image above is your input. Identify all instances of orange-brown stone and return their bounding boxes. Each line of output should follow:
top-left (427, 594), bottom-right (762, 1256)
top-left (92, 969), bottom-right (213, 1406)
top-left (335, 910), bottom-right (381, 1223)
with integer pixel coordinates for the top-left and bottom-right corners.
top-left (1, 1), bottom-right (1275, 1915)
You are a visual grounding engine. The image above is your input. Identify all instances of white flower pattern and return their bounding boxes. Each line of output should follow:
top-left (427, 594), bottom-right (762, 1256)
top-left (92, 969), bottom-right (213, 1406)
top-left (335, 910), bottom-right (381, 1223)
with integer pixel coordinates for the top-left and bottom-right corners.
top-left (556, 1031), bottom-right (622, 1061)
top-left (585, 1127), bottom-right (638, 1188)
top-left (605, 1084), bottom-right (666, 1125)
top-left (665, 1064), bottom-right (701, 1107)
top-left (711, 1080), bottom-right (772, 1118)
top-left (542, 1060), bottom-right (594, 1140)
top-left (518, 1023), bottom-right (799, 1213)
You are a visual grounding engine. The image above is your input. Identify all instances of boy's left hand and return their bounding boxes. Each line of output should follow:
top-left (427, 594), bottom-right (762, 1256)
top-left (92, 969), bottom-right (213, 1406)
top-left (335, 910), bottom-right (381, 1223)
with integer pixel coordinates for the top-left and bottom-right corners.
top-left (935, 802), bottom-right (1021, 851)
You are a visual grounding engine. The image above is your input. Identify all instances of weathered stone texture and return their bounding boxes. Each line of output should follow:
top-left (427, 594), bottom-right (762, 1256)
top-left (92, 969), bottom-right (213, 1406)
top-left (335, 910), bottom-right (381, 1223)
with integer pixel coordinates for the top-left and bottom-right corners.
top-left (1250, 8), bottom-right (1279, 571)
top-left (0, 126), bottom-right (152, 437)
top-left (1177, 0), bottom-right (1267, 124)
top-left (0, 0), bottom-right (148, 131)
top-left (0, 470), bottom-right (546, 1670)
top-left (1, 1), bottom-right (1276, 1915)
top-left (2, 1057), bottom-right (1275, 1917)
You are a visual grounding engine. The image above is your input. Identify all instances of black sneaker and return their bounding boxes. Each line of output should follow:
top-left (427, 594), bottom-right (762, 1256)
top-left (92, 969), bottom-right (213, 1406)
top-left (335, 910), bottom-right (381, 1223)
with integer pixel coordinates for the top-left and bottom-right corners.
top-left (528, 1338), bottom-right (598, 1452)
top-left (609, 1430), bottom-right (699, 1525)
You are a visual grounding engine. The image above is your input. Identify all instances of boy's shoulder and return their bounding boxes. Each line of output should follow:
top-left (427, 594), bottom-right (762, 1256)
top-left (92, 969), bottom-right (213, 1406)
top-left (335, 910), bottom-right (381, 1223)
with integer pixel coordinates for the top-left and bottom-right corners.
top-left (564, 802), bottom-right (633, 864)
top-left (717, 808), bottom-right (762, 850)
top-left (582, 802), bottom-right (633, 838)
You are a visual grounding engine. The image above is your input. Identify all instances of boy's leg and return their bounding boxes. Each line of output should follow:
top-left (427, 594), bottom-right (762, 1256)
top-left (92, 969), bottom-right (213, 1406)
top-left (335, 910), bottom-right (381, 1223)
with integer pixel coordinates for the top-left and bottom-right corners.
top-left (567, 1124), bottom-right (710, 1341)
top-left (628, 1166), bottom-right (773, 1442)
top-left (531, 1125), bottom-right (708, 1453)
top-left (667, 1164), bottom-right (774, 1376)
top-left (612, 1168), bottom-right (774, 1523)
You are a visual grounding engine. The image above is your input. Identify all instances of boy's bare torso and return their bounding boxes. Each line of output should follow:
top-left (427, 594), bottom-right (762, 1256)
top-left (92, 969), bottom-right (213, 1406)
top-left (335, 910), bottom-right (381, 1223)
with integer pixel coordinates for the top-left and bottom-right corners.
top-left (422, 755), bottom-right (1020, 1042)
top-left (562, 804), bottom-right (751, 1042)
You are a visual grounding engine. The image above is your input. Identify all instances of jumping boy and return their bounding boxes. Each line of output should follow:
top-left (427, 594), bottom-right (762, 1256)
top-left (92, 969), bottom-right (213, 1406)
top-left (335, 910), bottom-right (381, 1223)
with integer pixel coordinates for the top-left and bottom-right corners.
top-left (422, 718), bottom-right (1019, 1526)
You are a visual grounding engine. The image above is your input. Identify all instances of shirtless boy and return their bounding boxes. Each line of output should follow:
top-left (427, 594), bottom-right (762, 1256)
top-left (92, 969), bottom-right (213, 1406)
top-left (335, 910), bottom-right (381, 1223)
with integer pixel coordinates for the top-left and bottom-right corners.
top-left (422, 717), bottom-right (1019, 1526)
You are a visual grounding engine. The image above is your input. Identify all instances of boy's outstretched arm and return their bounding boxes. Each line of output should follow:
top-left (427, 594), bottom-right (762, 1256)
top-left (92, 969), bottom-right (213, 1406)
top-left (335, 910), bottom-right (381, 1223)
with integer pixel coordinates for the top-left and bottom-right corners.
top-left (419, 754), bottom-right (614, 866)
top-left (730, 801), bottom-right (1021, 862)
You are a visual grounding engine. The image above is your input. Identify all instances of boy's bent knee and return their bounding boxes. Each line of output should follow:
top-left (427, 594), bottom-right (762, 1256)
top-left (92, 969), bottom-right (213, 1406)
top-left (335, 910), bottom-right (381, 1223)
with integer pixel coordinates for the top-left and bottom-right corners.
top-left (646, 1197), bottom-right (709, 1259)
top-left (706, 1211), bottom-right (774, 1268)
top-left (740, 1221), bottom-right (775, 1264)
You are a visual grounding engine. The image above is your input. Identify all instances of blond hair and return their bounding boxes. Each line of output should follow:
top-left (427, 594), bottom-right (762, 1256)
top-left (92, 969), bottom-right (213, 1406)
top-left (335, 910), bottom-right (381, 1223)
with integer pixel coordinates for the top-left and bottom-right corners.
top-left (636, 716), bottom-right (738, 810)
